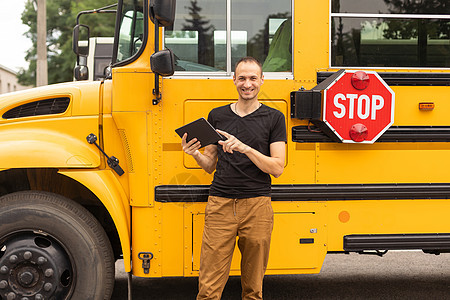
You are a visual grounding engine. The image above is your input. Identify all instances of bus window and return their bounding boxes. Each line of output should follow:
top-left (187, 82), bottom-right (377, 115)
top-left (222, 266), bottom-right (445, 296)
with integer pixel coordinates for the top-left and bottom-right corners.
top-left (164, 0), bottom-right (292, 73)
top-left (332, 0), bottom-right (450, 14)
top-left (164, 0), bottom-right (226, 72)
top-left (231, 0), bottom-right (291, 72)
top-left (331, 0), bottom-right (450, 68)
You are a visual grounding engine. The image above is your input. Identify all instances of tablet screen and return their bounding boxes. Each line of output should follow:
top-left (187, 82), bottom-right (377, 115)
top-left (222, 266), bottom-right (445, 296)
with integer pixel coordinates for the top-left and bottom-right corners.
top-left (175, 117), bottom-right (224, 148)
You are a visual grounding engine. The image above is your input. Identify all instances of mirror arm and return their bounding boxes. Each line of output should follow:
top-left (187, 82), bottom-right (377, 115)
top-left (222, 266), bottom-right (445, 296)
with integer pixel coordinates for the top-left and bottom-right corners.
top-left (76, 3), bottom-right (118, 25)
top-left (153, 18), bottom-right (161, 105)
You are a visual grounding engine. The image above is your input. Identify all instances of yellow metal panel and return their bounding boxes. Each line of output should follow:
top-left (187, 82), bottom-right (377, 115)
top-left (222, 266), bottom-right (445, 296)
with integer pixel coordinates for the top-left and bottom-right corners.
top-left (183, 203), bottom-right (198, 276)
top-left (102, 80), bottom-right (113, 114)
top-left (282, 143), bottom-right (316, 184)
top-left (316, 142), bottom-right (450, 184)
top-left (326, 199), bottom-right (450, 251)
top-left (131, 205), bottom-right (162, 277)
top-left (393, 86), bottom-right (450, 125)
top-left (161, 203), bottom-right (185, 276)
top-left (102, 115), bottom-right (131, 199)
top-left (111, 71), bottom-right (153, 112)
top-left (69, 81), bottom-right (101, 117)
top-left (293, 0), bottom-right (329, 84)
top-left (112, 112), bottom-right (149, 206)
top-left (59, 169), bottom-right (131, 272)
top-left (269, 212), bottom-right (322, 270)
top-left (0, 117), bottom-right (100, 168)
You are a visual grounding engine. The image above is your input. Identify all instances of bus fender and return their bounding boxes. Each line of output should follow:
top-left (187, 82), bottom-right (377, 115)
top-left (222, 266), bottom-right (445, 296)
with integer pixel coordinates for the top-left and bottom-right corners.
top-left (0, 128), bottom-right (100, 168)
top-left (59, 169), bottom-right (132, 272)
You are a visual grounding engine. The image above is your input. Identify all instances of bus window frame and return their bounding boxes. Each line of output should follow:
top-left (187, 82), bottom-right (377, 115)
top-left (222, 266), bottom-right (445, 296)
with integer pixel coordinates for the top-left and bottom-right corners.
top-left (329, 11), bottom-right (450, 70)
top-left (112, 0), bottom-right (148, 68)
top-left (163, 0), bottom-right (294, 79)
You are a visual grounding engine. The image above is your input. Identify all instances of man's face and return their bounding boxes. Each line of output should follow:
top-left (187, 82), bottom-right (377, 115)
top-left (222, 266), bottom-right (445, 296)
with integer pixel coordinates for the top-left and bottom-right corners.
top-left (233, 61), bottom-right (264, 102)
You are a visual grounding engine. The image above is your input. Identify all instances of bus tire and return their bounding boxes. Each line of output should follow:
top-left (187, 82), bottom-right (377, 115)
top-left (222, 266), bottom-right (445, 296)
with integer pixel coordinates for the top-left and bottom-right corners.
top-left (0, 191), bottom-right (115, 300)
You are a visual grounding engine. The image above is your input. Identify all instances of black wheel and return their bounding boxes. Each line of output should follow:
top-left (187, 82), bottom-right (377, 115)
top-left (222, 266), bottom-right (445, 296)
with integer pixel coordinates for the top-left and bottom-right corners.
top-left (0, 191), bottom-right (115, 300)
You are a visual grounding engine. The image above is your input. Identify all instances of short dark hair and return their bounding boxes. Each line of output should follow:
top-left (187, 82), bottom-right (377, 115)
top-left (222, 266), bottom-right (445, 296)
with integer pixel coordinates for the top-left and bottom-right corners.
top-left (234, 57), bottom-right (263, 76)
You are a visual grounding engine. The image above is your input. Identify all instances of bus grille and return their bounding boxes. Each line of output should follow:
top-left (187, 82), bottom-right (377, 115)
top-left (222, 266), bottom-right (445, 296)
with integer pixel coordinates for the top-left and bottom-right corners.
top-left (2, 97), bottom-right (70, 119)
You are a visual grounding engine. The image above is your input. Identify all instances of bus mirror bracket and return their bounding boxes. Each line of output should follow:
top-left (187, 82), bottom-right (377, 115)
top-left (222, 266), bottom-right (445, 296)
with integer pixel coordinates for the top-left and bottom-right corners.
top-left (150, 0), bottom-right (176, 105)
top-left (151, 48), bottom-right (175, 105)
top-left (151, 49), bottom-right (175, 77)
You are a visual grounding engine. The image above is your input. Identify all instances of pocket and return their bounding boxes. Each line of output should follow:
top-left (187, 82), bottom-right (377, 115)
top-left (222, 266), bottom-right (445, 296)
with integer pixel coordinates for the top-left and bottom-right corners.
top-left (254, 196), bottom-right (273, 224)
top-left (205, 196), bottom-right (225, 222)
top-left (204, 196), bottom-right (216, 222)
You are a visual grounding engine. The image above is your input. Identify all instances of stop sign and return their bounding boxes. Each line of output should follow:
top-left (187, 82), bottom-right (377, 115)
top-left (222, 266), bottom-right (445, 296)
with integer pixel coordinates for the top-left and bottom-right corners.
top-left (323, 70), bottom-right (395, 144)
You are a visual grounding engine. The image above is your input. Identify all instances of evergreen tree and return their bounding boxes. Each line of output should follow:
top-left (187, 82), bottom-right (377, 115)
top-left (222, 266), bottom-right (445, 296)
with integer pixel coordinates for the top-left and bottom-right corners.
top-left (181, 0), bottom-right (214, 66)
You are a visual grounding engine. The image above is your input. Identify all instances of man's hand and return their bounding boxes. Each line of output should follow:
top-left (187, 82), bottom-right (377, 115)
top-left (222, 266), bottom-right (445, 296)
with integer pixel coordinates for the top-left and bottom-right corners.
top-left (181, 133), bottom-right (201, 156)
top-left (217, 130), bottom-right (285, 178)
top-left (181, 133), bottom-right (218, 173)
top-left (216, 129), bottom-right (250, 154)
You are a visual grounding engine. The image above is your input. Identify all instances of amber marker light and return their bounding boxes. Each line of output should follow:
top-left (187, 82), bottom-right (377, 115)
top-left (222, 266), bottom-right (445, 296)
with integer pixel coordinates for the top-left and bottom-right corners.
top-left (419, 102), bottom-right (435, 111)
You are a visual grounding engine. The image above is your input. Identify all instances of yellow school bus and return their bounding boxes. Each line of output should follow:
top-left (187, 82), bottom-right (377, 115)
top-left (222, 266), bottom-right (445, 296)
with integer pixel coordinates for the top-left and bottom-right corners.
top-left (0, 0), bottom-right (449, 298)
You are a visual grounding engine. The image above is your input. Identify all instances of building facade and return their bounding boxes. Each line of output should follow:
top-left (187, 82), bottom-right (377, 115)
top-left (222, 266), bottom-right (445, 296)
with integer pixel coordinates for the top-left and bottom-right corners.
top-left (0, 64), bottom-right (31, 94)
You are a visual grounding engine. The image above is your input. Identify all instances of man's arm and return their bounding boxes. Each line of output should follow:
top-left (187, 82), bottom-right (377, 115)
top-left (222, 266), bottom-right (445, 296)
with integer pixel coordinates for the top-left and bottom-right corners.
top-left (216, 130), bottom-right (285, 178)
top-left (181, 133), bottom-right (218, 173)
top-left (244, 141), bottom-right (285, 178)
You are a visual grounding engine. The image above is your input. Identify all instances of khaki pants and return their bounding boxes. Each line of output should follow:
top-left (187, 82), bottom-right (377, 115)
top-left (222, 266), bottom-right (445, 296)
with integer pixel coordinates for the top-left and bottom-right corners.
top-left (197, 196), bottom-right (273, 300)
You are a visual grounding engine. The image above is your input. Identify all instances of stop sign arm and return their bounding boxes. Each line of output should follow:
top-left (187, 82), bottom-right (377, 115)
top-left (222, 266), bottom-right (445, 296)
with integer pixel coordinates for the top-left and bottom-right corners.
top-left (312, 69), bottom-right (345, 91)
top-left (290, 69), bottom-right (345, 142)
top-left (291, 69), bottom-right (346, 120)
top-left (291, 69), bottom-right (395, 144)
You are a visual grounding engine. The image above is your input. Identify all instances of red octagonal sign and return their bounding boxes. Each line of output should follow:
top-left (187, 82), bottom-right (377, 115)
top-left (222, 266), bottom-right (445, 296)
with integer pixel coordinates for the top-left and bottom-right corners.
top-left (323, 70), bottom-right (395, 144)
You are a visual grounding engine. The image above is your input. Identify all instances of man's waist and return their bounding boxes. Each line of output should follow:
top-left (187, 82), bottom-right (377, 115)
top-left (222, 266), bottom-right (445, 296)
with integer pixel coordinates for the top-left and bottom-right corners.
top-left (209, 185), bottom-right (271, 199)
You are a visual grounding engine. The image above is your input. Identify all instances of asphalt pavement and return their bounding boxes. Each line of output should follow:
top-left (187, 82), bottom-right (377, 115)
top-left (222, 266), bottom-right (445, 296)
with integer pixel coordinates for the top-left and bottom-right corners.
top-left (112, 251), bottom-right (450, 299)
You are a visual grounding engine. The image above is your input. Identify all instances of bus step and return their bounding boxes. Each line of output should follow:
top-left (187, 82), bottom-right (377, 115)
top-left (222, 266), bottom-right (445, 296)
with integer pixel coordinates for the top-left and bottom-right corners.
top-left (344, 233), bottom-right (450, 252)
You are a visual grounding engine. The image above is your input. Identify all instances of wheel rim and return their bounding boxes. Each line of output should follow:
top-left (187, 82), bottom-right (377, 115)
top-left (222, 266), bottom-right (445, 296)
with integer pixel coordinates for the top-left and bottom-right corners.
top-left (0, 231), bottom-right (74, 299)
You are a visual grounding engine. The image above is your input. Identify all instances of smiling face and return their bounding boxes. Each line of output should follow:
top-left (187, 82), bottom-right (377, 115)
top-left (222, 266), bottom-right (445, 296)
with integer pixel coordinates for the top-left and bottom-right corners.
top-left (233, 61), bottom-right (264, 102)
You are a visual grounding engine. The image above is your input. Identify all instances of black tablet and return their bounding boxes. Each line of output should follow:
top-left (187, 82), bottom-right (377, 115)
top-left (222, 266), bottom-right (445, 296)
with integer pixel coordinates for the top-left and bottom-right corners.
top-left (175, 117), bottom-right (224, 148)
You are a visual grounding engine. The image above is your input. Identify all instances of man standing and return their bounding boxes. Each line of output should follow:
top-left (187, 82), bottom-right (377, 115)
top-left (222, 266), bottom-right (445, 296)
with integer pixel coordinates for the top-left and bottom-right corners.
top-left (182, 57), bottom-right (287, 299)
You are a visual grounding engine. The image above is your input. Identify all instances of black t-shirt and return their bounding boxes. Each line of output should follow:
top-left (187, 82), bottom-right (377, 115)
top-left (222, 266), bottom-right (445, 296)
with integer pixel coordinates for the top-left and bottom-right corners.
top-left (207, 104), bottom-right (287, 198)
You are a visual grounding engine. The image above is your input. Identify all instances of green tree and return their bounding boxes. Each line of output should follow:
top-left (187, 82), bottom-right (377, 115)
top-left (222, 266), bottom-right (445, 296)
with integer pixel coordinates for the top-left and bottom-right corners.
top-left (18, 0), bottom-right (116, 86)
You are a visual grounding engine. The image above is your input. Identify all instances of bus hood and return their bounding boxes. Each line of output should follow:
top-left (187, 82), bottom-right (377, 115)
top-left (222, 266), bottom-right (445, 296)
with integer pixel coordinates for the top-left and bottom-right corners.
top-left (0, 80), bottom-right (102, 121)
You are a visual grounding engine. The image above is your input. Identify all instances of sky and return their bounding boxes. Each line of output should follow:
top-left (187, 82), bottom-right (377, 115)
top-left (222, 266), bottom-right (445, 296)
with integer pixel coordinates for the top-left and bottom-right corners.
top-left (0, 0), bottom-right (32, 72)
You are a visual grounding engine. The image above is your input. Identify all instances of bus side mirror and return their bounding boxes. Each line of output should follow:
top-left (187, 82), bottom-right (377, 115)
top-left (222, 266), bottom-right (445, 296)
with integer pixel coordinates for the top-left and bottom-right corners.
top-left (74, 62), bottom-right (89, 81)
top-left (72, 24), bottom-right (90, 56)
top-left (151, 49), bottom-right (175, 77)
top-left (73, 24), bottom-right (90, 81)
top-left (149, 0), bottom-right (176, 27)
